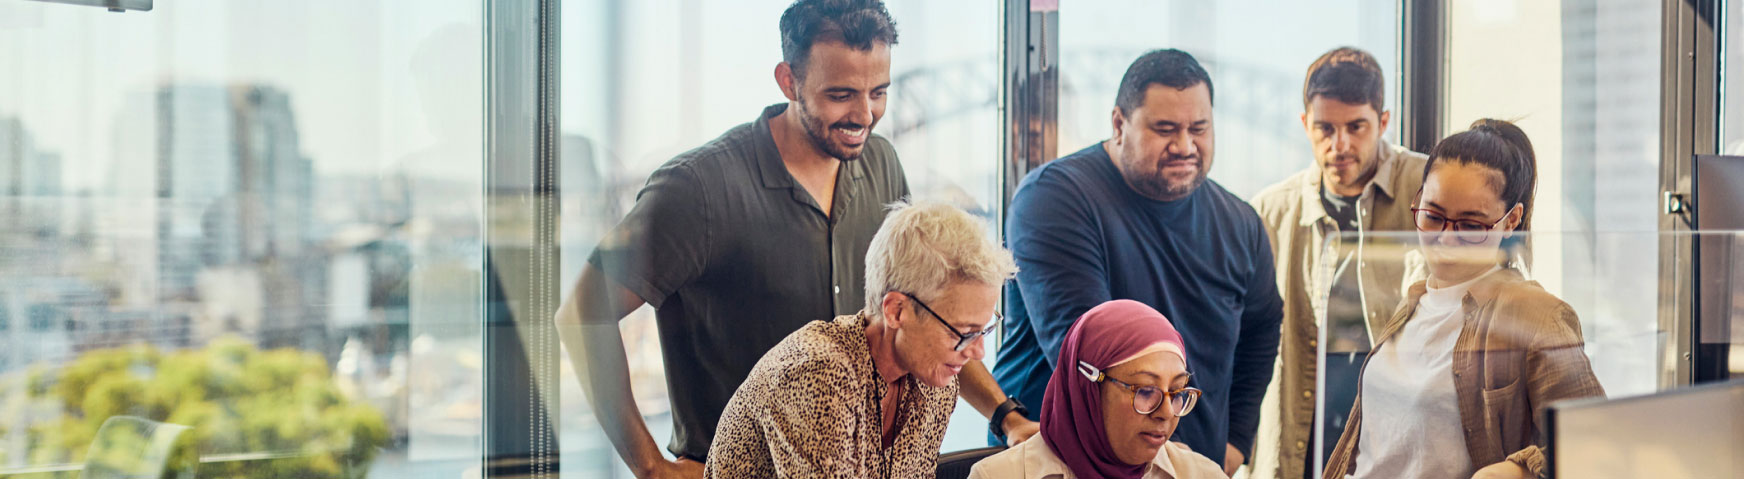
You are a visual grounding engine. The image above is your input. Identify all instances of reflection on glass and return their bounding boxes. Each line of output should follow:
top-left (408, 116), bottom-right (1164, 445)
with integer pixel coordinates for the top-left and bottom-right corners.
top-left (0, 1), bottom-right (484, 477)
top-left (80, 416), bottom-right (196, 479)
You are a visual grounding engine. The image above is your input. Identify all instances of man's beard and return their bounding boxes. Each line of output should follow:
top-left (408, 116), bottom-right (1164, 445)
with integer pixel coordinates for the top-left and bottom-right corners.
top-left (795, 98), bottom-right (869, 161)
top-left (1125, 155), bottom-right (1207, 201)
top-left (1324, 149), bottom-right (1379, 185)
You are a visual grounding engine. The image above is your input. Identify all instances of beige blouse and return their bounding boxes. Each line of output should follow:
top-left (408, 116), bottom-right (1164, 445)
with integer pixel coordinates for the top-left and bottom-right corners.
top-left (705, 313), bottom-right (958, 478)
top-left (968, 435), bottom-right (1226, 479)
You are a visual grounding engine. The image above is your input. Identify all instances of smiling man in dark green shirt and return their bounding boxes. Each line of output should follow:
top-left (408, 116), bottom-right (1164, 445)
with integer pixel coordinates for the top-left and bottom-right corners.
top-left (553, 1), bottom-right (909, 477)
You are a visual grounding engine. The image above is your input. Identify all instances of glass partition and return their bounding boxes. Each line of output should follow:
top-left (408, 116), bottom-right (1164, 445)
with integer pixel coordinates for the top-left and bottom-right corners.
top-left (0, 1), bottom-right (484, 477)
top-left (1312, 230), bottom-right (1743, 478)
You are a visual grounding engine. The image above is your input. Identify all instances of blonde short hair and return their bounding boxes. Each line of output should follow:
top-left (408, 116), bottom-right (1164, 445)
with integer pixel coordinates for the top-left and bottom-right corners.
top-left (863, 200), bottom-right (1018, 316)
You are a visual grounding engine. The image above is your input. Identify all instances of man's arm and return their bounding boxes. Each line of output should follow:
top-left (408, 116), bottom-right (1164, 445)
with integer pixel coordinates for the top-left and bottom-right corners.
top-left (957, 360), bottom-right (1039, 444)
top-left (556, 162), bottom-right (712, 478)
top-left (1226, 222), bottom-right (1286, 473)
top-left (555, 265), bottom-right (698, 478)
top-left (1007, 169), bottom-right (1112, 368)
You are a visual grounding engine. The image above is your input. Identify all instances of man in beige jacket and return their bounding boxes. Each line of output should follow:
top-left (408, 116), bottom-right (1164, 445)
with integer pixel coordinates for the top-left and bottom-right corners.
top-left (1248, 47), bottom-right (1428, 479)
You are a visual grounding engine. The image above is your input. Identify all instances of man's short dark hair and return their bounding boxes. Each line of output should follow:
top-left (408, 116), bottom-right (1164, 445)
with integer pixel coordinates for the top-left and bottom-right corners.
top-left (1115, 49), bottom-right (1214, 114)
top-left (779, 0), bottom-right (899, 80)
top-left (1302, 47), bottom-right (1385, 113)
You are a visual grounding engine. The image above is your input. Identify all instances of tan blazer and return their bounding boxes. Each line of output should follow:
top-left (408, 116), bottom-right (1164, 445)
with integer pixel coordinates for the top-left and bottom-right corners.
top-left (1249, 142), bottom-right (1428, 479)
top-left (1322, 268), bottom-right (1607, 479)
top-left (969, 436), bottom-right (1226, 479)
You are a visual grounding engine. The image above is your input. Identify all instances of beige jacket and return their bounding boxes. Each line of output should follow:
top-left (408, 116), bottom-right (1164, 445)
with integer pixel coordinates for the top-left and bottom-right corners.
top-left (1322, 269), bottom-right (1607, 479)
top-left (969, 436), bottom-right (1225, 479)
top-left (1248, 142), bottom-right (1427, 479)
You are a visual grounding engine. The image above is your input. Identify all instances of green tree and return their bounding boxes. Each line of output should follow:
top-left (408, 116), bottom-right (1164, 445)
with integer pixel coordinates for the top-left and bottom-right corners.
top-left (24, 337), bottom-right (389, 478)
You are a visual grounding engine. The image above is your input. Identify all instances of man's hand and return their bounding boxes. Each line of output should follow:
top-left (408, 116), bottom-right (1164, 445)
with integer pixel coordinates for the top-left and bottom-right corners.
top-left (1223, 443), bottom-right (1245, 476)
top-left (1002, 416), bottom-right (1040, 446)
top-left (1471, 460), bottom-right (1532, 479)
top-left (641, 457), bottom-right (705, 479)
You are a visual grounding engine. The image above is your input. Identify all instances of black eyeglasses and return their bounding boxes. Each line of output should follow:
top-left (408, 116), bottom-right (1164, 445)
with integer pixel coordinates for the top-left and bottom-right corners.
top-left (1077, 360), bottom-right (1201, 417)
top-left (1410, 204), bottom-right (1518, 245)
top-left (902, 292), bottom-right (998, 352)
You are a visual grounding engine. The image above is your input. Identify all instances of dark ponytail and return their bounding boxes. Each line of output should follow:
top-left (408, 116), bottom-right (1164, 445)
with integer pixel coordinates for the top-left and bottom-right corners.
top-left (1423, 118), bottom-right (1538, 249)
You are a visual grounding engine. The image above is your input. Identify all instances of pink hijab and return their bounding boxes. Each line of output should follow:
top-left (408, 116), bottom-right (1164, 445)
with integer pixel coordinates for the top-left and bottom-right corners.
top-left (1039, 300), bottom-right (1187, 479)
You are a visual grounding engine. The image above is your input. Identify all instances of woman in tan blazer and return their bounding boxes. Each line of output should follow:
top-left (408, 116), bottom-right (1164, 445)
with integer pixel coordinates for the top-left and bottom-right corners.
top-left (1322, 119), bottom-right (1605, 479)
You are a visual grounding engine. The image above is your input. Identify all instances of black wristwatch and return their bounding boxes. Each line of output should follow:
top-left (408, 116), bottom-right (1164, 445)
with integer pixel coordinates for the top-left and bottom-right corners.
top-left (989, 397), bottom-right (1030, 441)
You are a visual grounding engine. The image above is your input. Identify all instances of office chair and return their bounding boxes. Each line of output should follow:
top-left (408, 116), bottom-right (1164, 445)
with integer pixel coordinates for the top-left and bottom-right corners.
top-left (936, 445), bottom-right (1006, 479)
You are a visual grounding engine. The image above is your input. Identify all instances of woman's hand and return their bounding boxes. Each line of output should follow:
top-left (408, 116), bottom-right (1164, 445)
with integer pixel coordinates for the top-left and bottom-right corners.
top-left (1471, 460), bottom-right (1532, 479)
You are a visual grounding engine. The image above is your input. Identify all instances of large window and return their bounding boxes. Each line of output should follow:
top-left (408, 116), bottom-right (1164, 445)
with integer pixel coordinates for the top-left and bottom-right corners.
top-left (0, 1), bottom-right (484, 476)
top-left (1444, 0), bottom-right (1662, 394)
top-left (2, 1), bottom-right (1737, 478)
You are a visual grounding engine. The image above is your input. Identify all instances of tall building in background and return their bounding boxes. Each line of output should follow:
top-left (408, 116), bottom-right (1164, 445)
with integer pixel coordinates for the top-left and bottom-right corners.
top-left (157, 85), bottom-right (239, 298)
top-left (0, 117), bottom-right (75, 371)
top-left (154, 84), bottom-right (325, 349)
top-left (0, 117), bottom-right (63, 198)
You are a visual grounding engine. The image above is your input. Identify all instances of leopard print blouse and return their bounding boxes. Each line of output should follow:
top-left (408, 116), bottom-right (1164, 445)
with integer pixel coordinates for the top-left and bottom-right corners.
top-left (704, 313), bottom-right (959, 478)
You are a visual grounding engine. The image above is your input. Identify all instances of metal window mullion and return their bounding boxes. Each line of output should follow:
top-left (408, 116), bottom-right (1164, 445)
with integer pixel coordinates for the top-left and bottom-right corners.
top-left (483, 0), bottom-right (561, 477)
top-left (1400, 0), bottom-right (1445, 153)
top-left (1659, 0), bottom-right (1718, 388)
top-left (998, 0), bottom-right (1057, 348)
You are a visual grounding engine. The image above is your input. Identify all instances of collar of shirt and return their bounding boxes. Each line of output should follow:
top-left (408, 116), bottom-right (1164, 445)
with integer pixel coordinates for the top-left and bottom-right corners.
top-left (1294, 142), bottom-right (1413, 228)
top-left (751, 103), bottom-right (868, 190)
top-left (858, 312), bottom-right (912, 392)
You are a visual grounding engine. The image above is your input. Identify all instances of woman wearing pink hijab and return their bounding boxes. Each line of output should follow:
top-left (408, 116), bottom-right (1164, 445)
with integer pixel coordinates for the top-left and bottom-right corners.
top-left (970, 300), bottom-right (1226, 478)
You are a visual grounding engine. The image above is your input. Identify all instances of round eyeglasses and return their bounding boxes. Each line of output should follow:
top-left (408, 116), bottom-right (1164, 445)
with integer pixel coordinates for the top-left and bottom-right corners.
top-left (1410, 204), bottom-right (1518, 245)
top-left (903, 292), bottom-right (999, 352)
top-left (1077, 360), bottom-right (1201, 417)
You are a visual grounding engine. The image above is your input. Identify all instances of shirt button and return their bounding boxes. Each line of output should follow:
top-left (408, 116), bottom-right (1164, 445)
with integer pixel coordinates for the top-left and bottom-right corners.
top-left (834, 285), bottom-right (840, 295)
top-left (1303, 390), bottom-right (1314, 399)
top-left (1296, 441), bottom-right (1307, 450)
top-left (1308, 339), bottom-right (1318, 348)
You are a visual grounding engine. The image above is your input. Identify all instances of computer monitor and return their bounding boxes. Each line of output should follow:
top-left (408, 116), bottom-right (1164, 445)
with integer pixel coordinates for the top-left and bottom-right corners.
top-left (1547, 380), bottom-right (1744, 479)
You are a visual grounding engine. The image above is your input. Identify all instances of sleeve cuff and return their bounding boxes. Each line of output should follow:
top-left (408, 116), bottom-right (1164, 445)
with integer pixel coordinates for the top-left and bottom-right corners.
top-left (1506, 445), bottom-right (1547, 479)
top-left (1229, 435), bottom-right (1255, 462)
top-left (587, 251), bottom-right (671, 309)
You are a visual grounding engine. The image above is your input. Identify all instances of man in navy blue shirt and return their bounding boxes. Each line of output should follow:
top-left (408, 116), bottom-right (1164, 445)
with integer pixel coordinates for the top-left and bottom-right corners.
top-left (984, 49), bottom-right (1283, 475)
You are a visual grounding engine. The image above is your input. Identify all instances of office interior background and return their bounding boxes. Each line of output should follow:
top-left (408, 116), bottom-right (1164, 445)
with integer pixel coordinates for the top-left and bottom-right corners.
top-left (0, 0), bottom-right (1739, 477)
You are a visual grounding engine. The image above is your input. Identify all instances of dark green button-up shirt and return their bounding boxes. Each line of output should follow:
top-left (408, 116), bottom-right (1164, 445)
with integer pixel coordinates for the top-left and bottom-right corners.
top-left (589, 103), bottom-right (910, 460)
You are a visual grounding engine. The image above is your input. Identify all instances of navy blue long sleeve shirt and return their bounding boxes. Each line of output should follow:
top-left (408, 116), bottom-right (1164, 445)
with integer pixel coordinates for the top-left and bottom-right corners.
top-left (991, 143), bottom-right (1284, 465)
